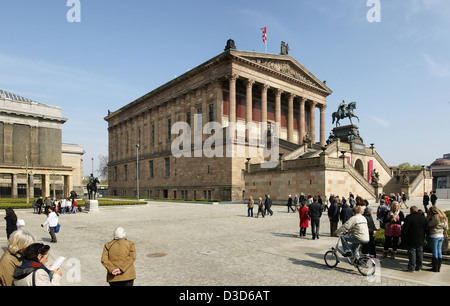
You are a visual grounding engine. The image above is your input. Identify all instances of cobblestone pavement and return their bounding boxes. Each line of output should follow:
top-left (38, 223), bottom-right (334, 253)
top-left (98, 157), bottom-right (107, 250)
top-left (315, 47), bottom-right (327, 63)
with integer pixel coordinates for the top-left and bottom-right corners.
top-left (1, 199), bottom-right (449, 286)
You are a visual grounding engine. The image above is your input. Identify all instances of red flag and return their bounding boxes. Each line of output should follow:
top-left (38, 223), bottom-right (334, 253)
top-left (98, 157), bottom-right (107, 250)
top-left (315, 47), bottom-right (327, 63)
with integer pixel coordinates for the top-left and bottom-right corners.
top-left (261, 27), bottom-right (267, 44)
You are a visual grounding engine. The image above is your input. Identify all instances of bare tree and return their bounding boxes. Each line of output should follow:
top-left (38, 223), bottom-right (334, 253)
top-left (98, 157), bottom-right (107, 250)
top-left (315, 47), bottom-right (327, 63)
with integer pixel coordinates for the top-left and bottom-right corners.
top-left (97, 155), bottom-right (109, 180)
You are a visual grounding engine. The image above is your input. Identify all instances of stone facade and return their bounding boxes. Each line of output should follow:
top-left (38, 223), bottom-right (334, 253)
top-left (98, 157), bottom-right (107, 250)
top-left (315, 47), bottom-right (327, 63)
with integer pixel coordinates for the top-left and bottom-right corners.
top-left (105, 44), bottom-right (332, 201)
top-left (0, 90), bottom-right (81, 198)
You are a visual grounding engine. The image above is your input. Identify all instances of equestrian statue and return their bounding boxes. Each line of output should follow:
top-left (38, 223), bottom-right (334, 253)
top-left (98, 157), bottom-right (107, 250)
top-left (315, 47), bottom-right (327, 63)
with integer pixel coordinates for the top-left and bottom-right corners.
top-left (87, 173), bottom-right (100, 200)
top-left (332, 100), bottom-right (360, 127)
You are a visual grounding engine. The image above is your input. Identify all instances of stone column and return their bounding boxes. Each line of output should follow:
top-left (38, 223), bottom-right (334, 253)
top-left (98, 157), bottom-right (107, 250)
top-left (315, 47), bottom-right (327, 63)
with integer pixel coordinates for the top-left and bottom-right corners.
top-left (228, 74), bottom-right (238, 124)
top-left (320, 104), bottom-right (327, 147)
top-left (28, 174), bottom-right (34, 199)
top-left (299, 97), bottom-right (306, 144)
top-left (246, 79), bottom-right (255, 140)
top-left (42, 174), bottom-right (50, 198)
top-left (287, 94), bottom-right (294, 143)
top-left (11, 173), bottom-right (18, 198)
top-left (275, 88), bottom-right (282, 125)
top-left (261, 84), bottom-right (269, 125)
top-left (310, 101), bottom-right (317, 144)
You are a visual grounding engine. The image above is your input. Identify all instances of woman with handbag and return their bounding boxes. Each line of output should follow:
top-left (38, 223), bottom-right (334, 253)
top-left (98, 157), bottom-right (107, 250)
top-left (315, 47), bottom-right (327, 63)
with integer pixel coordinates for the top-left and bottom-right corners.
top-left (382, 201), bottom-right (404, 259)
top-left (427, 206), bottom-right (449, 272)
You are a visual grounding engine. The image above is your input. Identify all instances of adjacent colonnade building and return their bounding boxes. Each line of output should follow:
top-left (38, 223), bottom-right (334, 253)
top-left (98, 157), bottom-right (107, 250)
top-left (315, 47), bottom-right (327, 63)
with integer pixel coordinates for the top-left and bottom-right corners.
top-left (0, 90), bottom-right (84, 198)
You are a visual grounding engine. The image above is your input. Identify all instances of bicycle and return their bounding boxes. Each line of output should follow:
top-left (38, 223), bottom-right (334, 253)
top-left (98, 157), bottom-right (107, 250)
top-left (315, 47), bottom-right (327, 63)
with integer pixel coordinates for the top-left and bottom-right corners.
top-left (324, 235), bottom-right (377, 276)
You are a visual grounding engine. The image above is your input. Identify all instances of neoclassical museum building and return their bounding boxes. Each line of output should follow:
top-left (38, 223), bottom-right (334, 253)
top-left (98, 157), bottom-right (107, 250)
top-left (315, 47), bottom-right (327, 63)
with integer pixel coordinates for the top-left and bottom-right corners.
top-left (0, 90), bottom-right (84, 198)
top-left (105, 40), bottom-right (432, 202)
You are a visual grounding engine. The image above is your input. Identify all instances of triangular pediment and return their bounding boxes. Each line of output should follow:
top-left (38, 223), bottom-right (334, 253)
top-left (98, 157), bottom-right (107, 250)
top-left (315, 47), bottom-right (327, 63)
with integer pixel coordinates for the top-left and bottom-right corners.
top-left (231, 51), bottom-right (332, 95)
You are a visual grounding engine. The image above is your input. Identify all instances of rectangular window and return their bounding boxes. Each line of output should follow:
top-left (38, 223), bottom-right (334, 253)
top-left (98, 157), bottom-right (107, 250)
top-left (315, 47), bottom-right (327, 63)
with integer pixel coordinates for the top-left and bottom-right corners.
top-left (149, 160), bottom-right (154, 178)
top-left (208, 104), bottom-right (214, 122)
top-left (164, 157), bottom-right (170, 177)
top-left (167, 119), bottom-right (172, 140)
top-left (186, 112), bottom-right (191, 126)
top-left (124, 165), bottom-right (128, 180)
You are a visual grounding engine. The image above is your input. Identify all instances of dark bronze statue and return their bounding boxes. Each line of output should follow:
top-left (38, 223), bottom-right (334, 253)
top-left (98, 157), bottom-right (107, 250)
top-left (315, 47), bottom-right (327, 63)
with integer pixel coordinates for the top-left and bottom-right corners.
top-left (332, 100), bottom-right (360, 127)
top-left (87, 173), bottom-right (100, 200)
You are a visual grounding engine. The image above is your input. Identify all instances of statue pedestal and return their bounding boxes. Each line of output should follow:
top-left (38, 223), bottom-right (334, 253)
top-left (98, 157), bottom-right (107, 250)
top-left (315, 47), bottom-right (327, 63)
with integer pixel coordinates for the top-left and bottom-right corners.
top-left (85, 200), bottom-right (99, 213)
top-left (371, 183), bottom-right (383, 201)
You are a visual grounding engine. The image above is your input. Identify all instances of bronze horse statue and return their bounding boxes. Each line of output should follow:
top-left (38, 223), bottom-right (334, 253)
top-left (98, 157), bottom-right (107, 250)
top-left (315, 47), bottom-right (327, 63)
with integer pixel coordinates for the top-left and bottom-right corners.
top-left (87, 174), bottom-right (100, 200)
top-left (332, 101), bottom-right (360, 127)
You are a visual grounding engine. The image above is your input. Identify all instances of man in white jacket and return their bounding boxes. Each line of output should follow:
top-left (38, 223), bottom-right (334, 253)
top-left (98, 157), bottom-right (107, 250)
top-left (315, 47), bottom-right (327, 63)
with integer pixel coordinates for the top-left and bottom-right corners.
top-left (41, 207), bottom-right (59, 243)
top-left (335, 205), bottom-right (370, 257)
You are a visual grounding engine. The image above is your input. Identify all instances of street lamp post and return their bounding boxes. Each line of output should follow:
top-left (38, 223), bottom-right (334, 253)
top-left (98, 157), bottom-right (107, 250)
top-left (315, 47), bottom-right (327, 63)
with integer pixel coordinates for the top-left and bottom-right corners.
top-left (136, 144), bottom-right (140, 200)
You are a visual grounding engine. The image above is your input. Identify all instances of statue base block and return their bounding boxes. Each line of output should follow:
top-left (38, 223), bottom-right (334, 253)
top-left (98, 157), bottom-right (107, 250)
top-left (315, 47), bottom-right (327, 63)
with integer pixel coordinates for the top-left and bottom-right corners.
top-left (85, 200), bottom-right (99, 213)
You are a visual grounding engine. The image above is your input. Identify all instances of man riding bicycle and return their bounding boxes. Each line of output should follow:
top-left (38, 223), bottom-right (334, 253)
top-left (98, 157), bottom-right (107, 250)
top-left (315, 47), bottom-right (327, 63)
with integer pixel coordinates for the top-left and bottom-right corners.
top-left (334, 205), bottom-right (370, 257)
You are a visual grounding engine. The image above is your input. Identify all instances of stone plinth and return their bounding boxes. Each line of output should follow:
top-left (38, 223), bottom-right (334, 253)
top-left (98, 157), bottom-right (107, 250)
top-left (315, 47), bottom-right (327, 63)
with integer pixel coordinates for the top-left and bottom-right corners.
top-left (328, 125), bottom-right (363, 145)
top-left (85, 200), bottom-right (99, 213)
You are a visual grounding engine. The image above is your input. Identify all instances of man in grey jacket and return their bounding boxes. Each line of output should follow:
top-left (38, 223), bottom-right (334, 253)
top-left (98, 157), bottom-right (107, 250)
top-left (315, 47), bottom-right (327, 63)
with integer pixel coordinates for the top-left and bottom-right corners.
top-left (335, 205), bottom-right (369, 257)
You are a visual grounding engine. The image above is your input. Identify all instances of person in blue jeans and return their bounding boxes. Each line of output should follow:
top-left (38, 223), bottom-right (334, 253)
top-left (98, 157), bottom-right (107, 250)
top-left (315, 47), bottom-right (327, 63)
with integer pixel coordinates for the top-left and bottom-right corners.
top-left (427, 206), bottom-right (448, 272)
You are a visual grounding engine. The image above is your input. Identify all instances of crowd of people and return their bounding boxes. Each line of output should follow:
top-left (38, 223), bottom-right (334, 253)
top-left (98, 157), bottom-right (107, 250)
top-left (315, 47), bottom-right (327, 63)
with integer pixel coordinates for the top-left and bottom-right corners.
top-left (32, 196), bottom-right (79, 215)
top-left (247, 190), bottom-right (449, 273)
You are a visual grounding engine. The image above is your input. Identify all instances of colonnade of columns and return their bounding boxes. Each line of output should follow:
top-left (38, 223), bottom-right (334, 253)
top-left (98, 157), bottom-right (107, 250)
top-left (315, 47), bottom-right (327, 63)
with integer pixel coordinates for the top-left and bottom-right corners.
top-left (227, 74), bottom-right (327, 147)
top-left (6, 172), bottom-right (73, 198)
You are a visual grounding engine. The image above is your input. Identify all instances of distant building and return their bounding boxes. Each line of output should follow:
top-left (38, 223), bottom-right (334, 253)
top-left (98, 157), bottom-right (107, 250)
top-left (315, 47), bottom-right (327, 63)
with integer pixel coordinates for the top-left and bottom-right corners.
top-left (0, 89), bottom-right (84, 198)
top-left (430, 153), bottom-right (450, 199)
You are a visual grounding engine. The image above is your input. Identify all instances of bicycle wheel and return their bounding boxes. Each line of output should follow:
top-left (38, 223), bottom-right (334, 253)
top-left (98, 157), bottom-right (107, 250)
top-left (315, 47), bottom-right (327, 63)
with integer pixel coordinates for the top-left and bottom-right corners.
top-left (356, 256), bottom-right (376, 276)
top-left (324, 250), bottom-right (339, 268)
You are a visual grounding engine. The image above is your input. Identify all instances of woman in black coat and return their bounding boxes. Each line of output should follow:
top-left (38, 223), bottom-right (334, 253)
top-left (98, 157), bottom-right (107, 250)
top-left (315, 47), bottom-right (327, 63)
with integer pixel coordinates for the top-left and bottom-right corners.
top-left (4, 208), bottom-right (17, 239)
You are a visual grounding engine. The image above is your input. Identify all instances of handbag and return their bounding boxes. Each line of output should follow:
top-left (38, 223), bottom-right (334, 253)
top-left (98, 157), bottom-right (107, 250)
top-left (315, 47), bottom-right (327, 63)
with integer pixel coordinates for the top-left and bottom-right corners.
top-left (443, 233), bottom-right (450, 253)
top-left (55, 224), bottom-right (61, 233)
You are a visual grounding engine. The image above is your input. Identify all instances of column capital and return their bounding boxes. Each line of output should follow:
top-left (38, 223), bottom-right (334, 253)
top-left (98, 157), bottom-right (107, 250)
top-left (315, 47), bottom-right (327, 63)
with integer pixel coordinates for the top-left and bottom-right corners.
top-left (288, 93), bottom-right (296, 100)
top-left (275, 88), bottom-right (283, 96)
top-left (260, 84), bottom-right (270, 92)
top-left (319, 104), bottom-right (327, 110)
top-left (246, 78), bottom-right (255, 87)
top-left (227, 74), bottom-right (239, 82)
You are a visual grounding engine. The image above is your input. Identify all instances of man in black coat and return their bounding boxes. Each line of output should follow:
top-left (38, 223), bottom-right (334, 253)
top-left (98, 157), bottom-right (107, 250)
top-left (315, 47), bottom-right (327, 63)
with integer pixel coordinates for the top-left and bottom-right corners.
top-left (402, 206), bottom-right (429, 272)
top-left (308, 196), bottom-right (323, 239)
top-left (328, 198), bottom-right (340, 237)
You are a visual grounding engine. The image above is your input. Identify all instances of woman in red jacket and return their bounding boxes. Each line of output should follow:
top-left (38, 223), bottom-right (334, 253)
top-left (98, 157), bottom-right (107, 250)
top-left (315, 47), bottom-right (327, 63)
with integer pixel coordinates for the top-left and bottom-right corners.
top-left (299, 201), bottom-right (310, 237)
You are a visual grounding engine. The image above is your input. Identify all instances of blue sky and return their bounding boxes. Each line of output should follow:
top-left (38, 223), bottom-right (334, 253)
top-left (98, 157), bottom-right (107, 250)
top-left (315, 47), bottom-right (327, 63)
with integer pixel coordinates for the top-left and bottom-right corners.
top-left (0, 0), bottom-right (449, 176)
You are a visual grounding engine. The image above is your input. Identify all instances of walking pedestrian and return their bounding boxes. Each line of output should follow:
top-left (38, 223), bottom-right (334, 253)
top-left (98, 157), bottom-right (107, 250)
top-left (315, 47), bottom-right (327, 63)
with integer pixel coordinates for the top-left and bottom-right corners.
top-left (376, 199), bottom-right (389, 229)
top-left (328, 197), bottom-right (339, 237)
top-left (339, 202), bottom-right (353, 225)
top-left (286, 195), bottom-right (294, 213)
top-left (293, 194), bottom-right (299, 212)
top-left (427, 206), bottom-right (448, 272)
top-left (101, 227), bottom-right (136, 286)
top-left (41, 207), bottom-right (58, 243)
top-left (382, 201), bottom-right (404, 259)
top-left (401, 206), bottom-right (429, 272)
top-left (36, 197), bottom-right (43, 215)
top-left (308, 196), bottom-right (322, 240)
top-left (4, 208), bottom-right (17, 240)
top-left (423, 192), bottom-right (430, 215)
top-left (256, 197), bottom-right (265, 218)
top-left (264, 195), bottom-right (273, 216)
top-left (298, 200), bottom-right (310, 237)
top-left (430, 191), bottom-right (438, 206)
top-left (247, 196), bottom-right (254, 217)
top-left (0, 229), bottom-right (36, 286)
top-left (362, 206), bottom-right (377, 258)
top-left (401, 192), bottom-right (408, 209)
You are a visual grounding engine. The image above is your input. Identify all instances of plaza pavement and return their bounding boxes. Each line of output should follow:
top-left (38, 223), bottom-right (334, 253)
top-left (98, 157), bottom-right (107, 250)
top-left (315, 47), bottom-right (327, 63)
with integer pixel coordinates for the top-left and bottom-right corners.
top-left (1, 198), bottom-right (450, 286)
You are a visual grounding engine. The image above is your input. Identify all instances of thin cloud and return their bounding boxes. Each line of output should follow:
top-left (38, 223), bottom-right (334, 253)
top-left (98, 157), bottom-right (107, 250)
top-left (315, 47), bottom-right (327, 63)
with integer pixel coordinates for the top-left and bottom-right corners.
top-left (423, 53), bottom-right (450, 78)
top-left (370, 116), bottom-right (390, 127)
